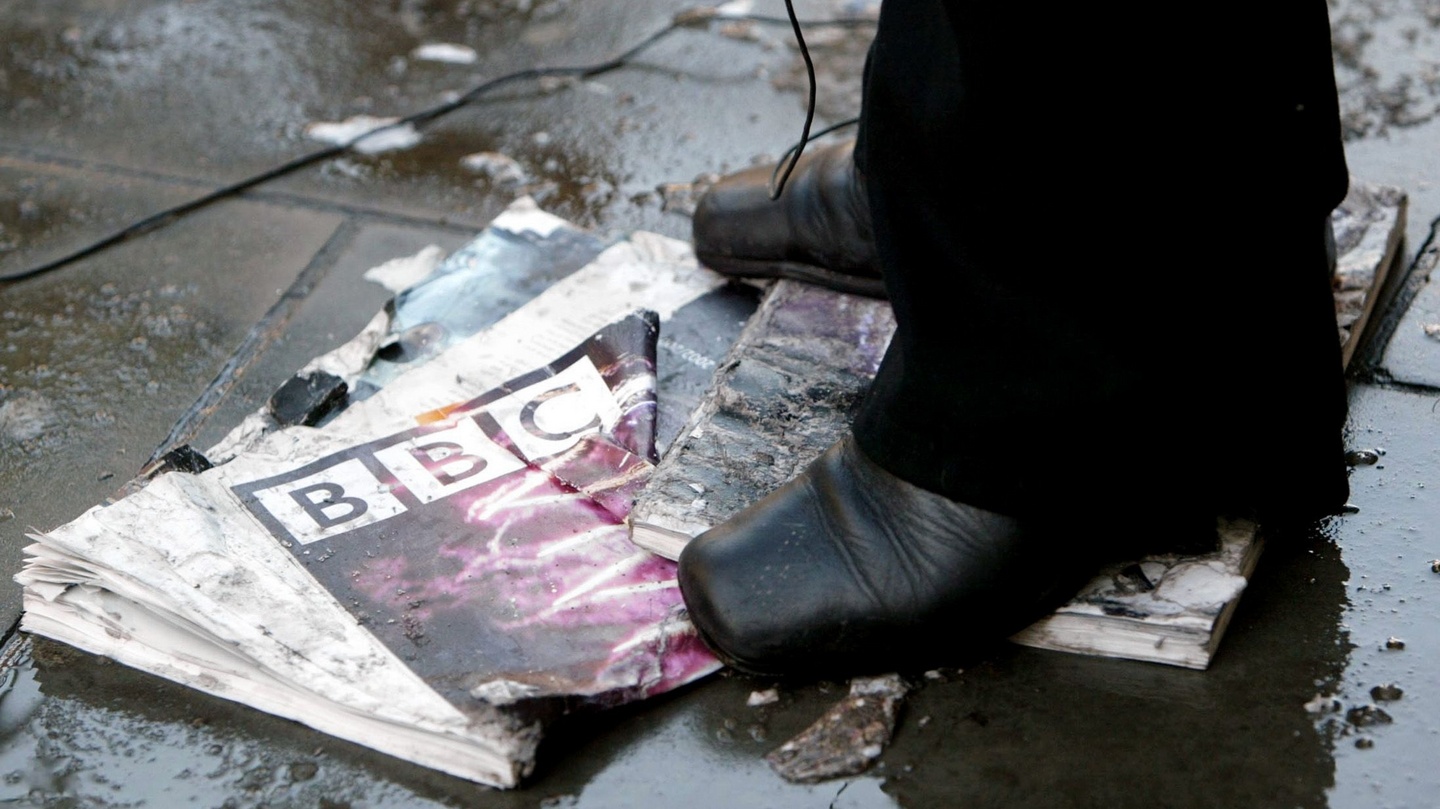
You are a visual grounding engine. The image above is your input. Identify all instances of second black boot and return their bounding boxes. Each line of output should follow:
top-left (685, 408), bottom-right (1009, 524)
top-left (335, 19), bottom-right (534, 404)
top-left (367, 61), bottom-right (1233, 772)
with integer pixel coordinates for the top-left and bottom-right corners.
top-left (692, 140), bottom-right (883, 297)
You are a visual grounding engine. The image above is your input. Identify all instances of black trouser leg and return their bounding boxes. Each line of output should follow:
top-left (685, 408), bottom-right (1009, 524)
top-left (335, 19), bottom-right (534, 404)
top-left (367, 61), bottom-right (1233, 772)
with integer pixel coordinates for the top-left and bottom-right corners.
top-left (851, 0), bottom-right (1351, 524)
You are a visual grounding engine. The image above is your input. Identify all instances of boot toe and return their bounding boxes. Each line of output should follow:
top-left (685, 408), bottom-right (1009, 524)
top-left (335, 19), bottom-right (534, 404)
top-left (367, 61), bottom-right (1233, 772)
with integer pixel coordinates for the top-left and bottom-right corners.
top-left (692, 165), bottom-right (791, 268)
top-left (677, 437), bottom-right (1093, 677)
top-left (689, 140), bottom-right (885, 296)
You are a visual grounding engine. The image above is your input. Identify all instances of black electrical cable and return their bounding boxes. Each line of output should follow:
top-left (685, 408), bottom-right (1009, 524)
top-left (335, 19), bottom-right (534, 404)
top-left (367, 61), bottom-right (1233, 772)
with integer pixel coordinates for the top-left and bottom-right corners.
top-left (0, 5), bottom-right (875, 284)
top-left (770, 115), bottom-right (860, 190)
top-left (766, 0), bottom-right (818, 201)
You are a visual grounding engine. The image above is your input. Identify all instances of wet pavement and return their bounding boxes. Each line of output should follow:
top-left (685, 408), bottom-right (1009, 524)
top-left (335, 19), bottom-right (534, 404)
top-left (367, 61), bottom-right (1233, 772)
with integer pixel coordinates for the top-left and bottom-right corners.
top-left (2, 0), bottom-right (1440, 806)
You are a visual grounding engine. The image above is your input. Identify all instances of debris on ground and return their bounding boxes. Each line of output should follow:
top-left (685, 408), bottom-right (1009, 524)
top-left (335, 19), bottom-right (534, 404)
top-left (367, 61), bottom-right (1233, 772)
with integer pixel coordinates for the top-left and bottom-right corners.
top-left (1346, 705), bottom-right (1394, 727)
top-left (461, 152), bottom-right (529, 186)
top-left (411, 43), bottom-right (479, 64)
top-left (656, 175), bottom-right (718, 217)
top-left (14, 204), bottom-right (738, 788)
top-left (1370, 683), bottom-right (1404, 702)
top-left (303, 115), bottom-right (423, 154)
top-left (1304, 693), bottom-right (1344, 716)
top-left (266, 370), bottom-right (348, 427)
top-left (1345, 448), bottom-right (1382, 466)
top-left (714, 0), bottom-right (755, 16)
top-left (108, 445), bottom-right (215, 503)
top-left (362, 246), bottom-right (448, 294)
top-left (718, 21), bottom-right (761, 42)
top-left (1385, 636), bottom-right (1406, 650)
top-left (765, 673), bottom-right (908, 783)
top-left (747, 688), bottom-right (780, 707)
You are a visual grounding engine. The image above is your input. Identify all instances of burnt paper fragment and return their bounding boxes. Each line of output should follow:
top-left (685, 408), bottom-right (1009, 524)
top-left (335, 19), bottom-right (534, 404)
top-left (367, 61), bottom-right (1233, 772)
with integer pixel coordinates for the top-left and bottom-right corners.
top-left (107, 444), bottom-right (216, 502)
top-left (267, 370), bottom-right (348, 427)
top-left (354, 203), bottom-right (605, 396)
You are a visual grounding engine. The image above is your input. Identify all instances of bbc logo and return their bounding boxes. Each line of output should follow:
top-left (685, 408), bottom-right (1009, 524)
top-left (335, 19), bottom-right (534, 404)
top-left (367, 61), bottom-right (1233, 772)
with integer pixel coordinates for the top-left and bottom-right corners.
top-left (236, 356), bottom-right (619, 545)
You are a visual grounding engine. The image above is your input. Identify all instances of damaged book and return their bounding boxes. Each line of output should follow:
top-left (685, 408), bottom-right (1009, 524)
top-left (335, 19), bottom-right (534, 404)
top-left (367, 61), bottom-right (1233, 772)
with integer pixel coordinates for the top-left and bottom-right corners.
top-left (630, 177), bottom-right (1407, 669)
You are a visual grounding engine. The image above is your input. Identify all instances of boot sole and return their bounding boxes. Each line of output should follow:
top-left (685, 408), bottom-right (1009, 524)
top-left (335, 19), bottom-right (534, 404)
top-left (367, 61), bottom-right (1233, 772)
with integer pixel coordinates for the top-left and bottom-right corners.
top-left (682, 557), bottom-right (1098, 680)
top-left (697, 253), bottom-right (887, 299)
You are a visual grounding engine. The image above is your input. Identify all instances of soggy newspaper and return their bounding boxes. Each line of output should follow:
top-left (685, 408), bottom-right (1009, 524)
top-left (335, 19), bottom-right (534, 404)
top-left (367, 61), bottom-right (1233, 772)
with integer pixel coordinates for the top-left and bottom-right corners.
top-left (17, 208), bottom-right (728, 788)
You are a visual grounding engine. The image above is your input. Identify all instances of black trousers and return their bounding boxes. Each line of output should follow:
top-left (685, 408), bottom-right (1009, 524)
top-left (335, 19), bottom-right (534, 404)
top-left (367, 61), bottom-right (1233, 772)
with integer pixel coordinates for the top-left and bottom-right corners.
top-left (851, 1), bottom-right (1350, 524)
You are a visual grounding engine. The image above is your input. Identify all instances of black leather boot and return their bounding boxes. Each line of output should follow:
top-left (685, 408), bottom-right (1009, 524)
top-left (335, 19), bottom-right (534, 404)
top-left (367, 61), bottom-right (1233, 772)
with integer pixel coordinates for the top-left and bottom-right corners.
top-left (677, 436), bottom-right (1097, 677)
top-left (692, 140), bottom-right (884, 297)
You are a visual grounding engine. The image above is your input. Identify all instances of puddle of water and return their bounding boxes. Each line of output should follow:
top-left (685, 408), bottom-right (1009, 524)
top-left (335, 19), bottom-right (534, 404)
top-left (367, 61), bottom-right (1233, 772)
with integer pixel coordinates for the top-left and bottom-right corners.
top-left (1322, 386), bottom-right (1440, 806)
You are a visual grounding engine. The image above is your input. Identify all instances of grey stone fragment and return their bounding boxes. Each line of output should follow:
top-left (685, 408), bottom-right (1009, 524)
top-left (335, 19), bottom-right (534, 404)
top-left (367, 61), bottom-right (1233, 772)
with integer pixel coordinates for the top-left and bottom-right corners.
top-left (1370, 683), bottom-right (1404, 702)
top-left (766, 673), bottom-right (907, 783)
top-left (1346, 704), bottom-right (1394, 727)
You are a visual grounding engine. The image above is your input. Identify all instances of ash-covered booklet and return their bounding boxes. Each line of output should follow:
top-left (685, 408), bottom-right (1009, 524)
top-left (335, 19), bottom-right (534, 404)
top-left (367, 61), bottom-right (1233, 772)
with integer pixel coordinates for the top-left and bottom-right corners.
top-left (16, 202), bottom-right (748, 788)
top-left (631, 178), bottom-right (1407, 670)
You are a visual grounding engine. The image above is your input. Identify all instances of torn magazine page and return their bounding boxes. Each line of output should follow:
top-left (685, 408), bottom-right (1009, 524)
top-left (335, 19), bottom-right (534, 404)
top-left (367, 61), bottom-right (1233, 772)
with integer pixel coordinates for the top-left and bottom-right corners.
top-left (321, 231), bottom-right (743, 441)
top-left (353, 196), bottom-right (606, 396)
top-left (223, 313), bottom-right (716, 709)
top-left (20, 313), bottom-right (719, 787)
top-left (19, 237), bottom-right (729, 786)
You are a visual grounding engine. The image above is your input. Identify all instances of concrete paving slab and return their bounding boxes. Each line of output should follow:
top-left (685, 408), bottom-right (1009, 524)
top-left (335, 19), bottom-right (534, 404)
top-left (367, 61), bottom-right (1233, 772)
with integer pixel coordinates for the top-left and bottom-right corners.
top-left (0, 0), bottom-right (513, 184)
top-left (0, 164), bottom-right (343, 628)
top-left (263, 49), bottom-right (822, 243)
top-left (0, 155), bottom-right (207, 279)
